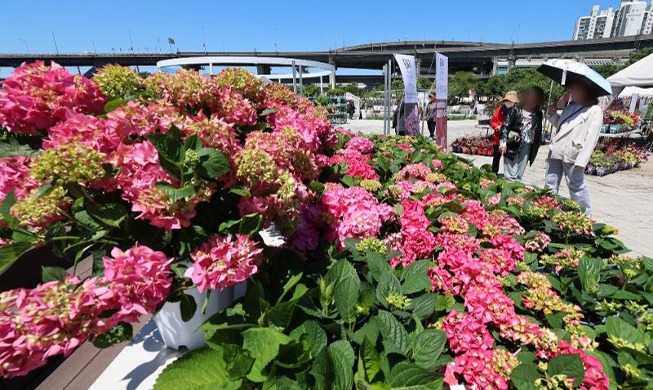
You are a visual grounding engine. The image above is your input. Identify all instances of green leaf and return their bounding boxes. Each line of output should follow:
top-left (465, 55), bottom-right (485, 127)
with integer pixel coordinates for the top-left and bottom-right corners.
top-left (366, 251), bottom-right (393, 281)
top-left (85, 202), bottom-right (128, 228)
top-left (179, 293), bottom-right (198, 322)
top-left (149, 133), bottom-right (184, 163)
top-left (411, 330), bottom-right (446, 370)
top-left (377, 272), bottom-right (402, 307)
top-left (243, 328), bottom-right (292, 383)
top-left (377, 310), bottom-right (408, 354)
top-left (197, 148), bottom-right (230, 180)
top-left (510, 363), bottom-right (540, 390)
top-left (330, 260), bottom-right (361, 323)
top-left (359, 338), bottom-right (382, 383)
top-left (290, 320), bottom-right (328, 358)
top-left (92, 322), bottom-right (133, 349)
top-left (401, 261), bottom-right (433, 295)
top-left (153, 347), bottom-right (242, 390)
top-left (103, 98), bottom-right (129, 113)
top-left (389, 362), bottom-right (442, 389)
top-left (222, 344), bottom-right (254, 378)
top-left (310, 349), bottom-right (333, 390)
top-left (578, 256), bottom-right (601, 293)
top-left (434, 293), bottom-right (456, 312)
top-left (184, 135), bottom-right (202, 151)
top-left (0, 241), bottom-right (34, 276)
top-left (409, 293), bottom-right (438, 320)
top-left (605, 316), bottom-right (643, 344)
top-left (239, 213), bottom-right (264, 235)
top-left (0, 191), bottom-right (16, 220)
top-left (41, 266), bottom-right (68, 283)
top-left (155, 182), bottom-right (196, 202)
top-left (328, 340), bottom-right (355, 390)
top-left (547, 354), bottom-right (585, 386)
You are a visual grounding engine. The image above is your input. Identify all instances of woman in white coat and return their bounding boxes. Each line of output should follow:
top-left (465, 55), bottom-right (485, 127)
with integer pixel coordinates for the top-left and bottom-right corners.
top-left (545, 81), bottom-right (603, 215)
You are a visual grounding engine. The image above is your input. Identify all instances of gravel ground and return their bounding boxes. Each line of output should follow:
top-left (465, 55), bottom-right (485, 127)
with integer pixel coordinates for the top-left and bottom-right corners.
top-left (342, 119), bottom-right (653, 257)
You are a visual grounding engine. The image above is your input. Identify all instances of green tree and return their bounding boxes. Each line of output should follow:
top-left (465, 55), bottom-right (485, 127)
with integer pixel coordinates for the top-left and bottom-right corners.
top-left (448, 72), bottom-right (478, 101)
top-left (477, 74), bottom-right (508, 98)
top-left (625, 47), bottom-right (653, 67)
top-left (302, 84), bottom-right (320, 97)
top-left (593, 64), bottom-right (622, 78)
top-left (417, 76), bottom-right (434, 90)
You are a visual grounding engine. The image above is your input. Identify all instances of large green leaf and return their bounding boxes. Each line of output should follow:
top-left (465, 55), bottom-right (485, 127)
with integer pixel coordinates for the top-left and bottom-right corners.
top-left (401, 260), bottom-right (433, 295)
top-left (377, 310), bottom-right (408, 354)
top-left (359, 338), bottom-right (382, 383)
top-left (411, 330), bottom-right (446, 370)
top-left (0, 241), bottom-right (34, 276)
top-left (41, 266), bottom-right (68, 283)
top-left (197, 148), bottom-right (230, 180)
top-left (328, 340), bottom-right (355, 390)
top-left (85, 202), bottom-right (127, 228)
top-left (243, 328), bottom-right (292, 383)
top-left (547, 354), bottom-right (585, 387)
top-left (389, 362), bottom-right (443, 389)
top-left (330, 260), bottom-right (361, 323)
top-left (510, 363), bottom-right (540, 390)
top-left (377, 273), bottom-right (402, 307)
top-left (290, 320), bottom-right (328, 358)
top-left (605, 316), bottom-right (643, 344)
top-left (410, 293), bottom-right (438, 320)
top-left (310, 349), bottom-right (333, 390)
top-left (578, 256), bottom-right (601, 293)
top-left (366, 251), bottom-right (393, 282)
top-left (155, 182), bottom-right (196, 202)
top-left (153, 347), bottom-right (242, 390)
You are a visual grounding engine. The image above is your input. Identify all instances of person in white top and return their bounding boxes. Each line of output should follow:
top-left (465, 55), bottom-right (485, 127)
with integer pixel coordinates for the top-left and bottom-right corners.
top-left (545, 81), bottom-right (603, 215)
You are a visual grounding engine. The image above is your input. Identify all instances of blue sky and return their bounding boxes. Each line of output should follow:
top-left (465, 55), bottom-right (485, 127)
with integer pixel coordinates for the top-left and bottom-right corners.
top-left (0, 1), bottom-right (621, 54)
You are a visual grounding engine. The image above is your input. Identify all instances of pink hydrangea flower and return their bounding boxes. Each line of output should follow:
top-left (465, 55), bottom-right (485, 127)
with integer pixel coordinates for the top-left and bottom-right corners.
top-left (345, 136), bottom-right (374, 154)
top-left (0, 156), bottom-right (39, 202)
top-left (0, 61), bottom-right (105, 134)
top-left (185, 234), bottom-right (263, 293)
top-left (103, 245), bottom-right (173, 322)
top-left (443, 310), bottom-right (494, 353)
top-left (44, 112), bottom-right (121, 153)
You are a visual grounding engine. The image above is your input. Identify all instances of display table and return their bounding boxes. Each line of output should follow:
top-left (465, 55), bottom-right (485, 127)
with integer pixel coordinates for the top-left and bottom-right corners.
top-left (89, 320), bottom-right (186, 390)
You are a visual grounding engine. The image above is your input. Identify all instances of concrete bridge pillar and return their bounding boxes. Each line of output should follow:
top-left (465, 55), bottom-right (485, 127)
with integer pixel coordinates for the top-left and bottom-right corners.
top-left (329, 58), bottom-right (337, 89)
top-left (415, 58), bottom-right (422, 77)
top-left (256, 64), bottom-right (271, 75)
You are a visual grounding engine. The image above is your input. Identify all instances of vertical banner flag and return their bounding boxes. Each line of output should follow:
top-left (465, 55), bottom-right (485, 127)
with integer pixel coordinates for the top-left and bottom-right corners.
top-left (394, 54), bottom-right (419, 135)
top-left (435, 53), bottom-right (449, 148)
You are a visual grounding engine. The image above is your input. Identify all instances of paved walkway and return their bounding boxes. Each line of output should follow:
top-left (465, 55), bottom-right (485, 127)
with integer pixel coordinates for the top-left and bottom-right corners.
top-left (343, 119), bottom-right (653, 257)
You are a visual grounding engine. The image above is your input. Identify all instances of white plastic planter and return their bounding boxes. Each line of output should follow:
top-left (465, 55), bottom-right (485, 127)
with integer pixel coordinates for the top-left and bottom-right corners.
top-left (154, 282), bottom-right (247, 351)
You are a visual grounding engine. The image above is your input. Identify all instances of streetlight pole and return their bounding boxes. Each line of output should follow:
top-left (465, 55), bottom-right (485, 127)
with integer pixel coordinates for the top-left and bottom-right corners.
top-left (90, 40), bottom-right (97, 54)
top-left (128, 29), bottom-right (134, 53)
top-left (202, 26), bottom-right (207, 54)
top-left (19, 38), bottom-right (29, 53)
top-left (52, 31), bottom-right (59, 54)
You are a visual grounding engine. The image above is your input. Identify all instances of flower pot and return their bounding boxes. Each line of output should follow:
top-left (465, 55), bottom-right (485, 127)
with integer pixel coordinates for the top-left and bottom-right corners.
top-left (586, 165), bottom-right (596, 175)
top-left (596, 167), bottom-right (608, 176)
top-left (600, 124), bottom-right (610, 133)
top-left (154, 282), bottom-right (246, 351)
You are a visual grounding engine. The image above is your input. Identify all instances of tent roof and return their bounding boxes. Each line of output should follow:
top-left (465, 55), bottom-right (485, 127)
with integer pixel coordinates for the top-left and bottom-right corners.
top-left (608, 53), bottom-right (653, 88)
top-left (618, 86), bottom-right (653, 97)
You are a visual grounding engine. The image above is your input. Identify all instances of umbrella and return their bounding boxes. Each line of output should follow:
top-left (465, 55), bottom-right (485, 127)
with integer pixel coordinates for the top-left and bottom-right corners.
top-left (537, 59), bottom-right (612, 97)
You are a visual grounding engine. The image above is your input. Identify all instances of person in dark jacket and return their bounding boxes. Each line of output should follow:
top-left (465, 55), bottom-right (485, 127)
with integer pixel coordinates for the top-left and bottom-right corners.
top-left (424, 92), bottom-right (438, 139)
top-left (499, 87), bottom-right (545, 181)
top-left (489, 91), bottom-right (520, 173)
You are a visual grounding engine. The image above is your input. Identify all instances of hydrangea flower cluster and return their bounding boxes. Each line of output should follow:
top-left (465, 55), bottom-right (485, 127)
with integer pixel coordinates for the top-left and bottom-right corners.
top-left (321, 184), bottom-right (394, 248)
top-left (185, 234), bottom-right (263, 293)
top-left (0, 61), bottom-right (105, 134)
top-left (92, 64), bottom-right (143, 101)
top-left (0, 244), bottom-right (172, 378)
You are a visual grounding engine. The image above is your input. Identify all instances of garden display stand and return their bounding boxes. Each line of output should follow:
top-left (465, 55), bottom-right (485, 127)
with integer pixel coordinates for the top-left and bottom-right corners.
top-left (153, 283), bottom-right (246, 350)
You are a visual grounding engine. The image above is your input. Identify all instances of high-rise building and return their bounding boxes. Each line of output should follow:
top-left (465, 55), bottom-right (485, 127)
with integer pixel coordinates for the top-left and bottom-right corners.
top-left (573, 5), bottom-right (615, 40)
top-left (612, 0), bottom-right (649, 37)
top-left (573, 1), bottom-right (653, 40)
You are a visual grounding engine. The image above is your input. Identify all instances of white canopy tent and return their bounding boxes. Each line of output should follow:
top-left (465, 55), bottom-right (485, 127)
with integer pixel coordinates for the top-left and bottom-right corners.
top-left (618, 86), bottom-right (653, 98)
top-left (608, 53), bottom-right (653, 96)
